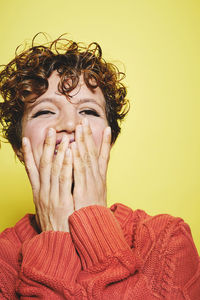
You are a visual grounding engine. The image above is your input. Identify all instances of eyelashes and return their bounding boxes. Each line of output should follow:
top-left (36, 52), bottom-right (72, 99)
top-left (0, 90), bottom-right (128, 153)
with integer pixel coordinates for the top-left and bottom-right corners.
top-left (31, 109), bottom-right (100, 119)
top-left (80, 109), bottom-right (100, 117)
top-left (32, 110), bottom-right (55, 118)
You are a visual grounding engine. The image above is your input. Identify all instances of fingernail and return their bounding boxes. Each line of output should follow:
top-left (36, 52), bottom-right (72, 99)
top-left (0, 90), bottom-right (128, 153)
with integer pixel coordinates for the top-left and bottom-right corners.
top-left (22, 137), bottom-right (28, 146)
top-left (77, 125), bottom-right (83, 134)
top-left (105, 126), bottom-right (111, 136)
top-left (82, 118), bottom-right (88, 126)
top-left (48, 128), bottom-right (54, 137)
top-left (71, 142), bottom-right (77, 153)
top-left (62, 135), bottom-right (68, 143)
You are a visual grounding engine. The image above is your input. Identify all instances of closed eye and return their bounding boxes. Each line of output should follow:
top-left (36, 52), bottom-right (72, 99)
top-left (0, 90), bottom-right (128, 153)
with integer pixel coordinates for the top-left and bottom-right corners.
top-left (32, 110), bottom-right (55, 118)
top-left (80, 109), bottom-right (100, 117)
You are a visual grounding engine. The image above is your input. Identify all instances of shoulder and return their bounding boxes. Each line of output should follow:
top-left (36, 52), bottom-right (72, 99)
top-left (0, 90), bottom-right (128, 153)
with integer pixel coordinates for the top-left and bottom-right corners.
top-left (110, 203), bottom-right (196, 254)
top-left (111, 204), bottom-right (200, 297)
top-left (139, 214), bottom-right (200, 297)
top-left (110, 203), bottom-right (182, 250)
top-left (0, 214), bottom-right (38, 271)
top-left (133, 211), bottom-right (199, 266)
top-left (0, 214), bottom-right (37, 245)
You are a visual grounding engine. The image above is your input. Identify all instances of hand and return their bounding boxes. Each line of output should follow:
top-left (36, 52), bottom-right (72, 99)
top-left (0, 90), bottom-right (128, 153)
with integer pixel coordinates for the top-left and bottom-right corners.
top-left (72, 118), bottom-right (111, 211)
top-left (22, 120), bottom-right (111, 232)
top-left (22, 129), bottom-right (74, 232)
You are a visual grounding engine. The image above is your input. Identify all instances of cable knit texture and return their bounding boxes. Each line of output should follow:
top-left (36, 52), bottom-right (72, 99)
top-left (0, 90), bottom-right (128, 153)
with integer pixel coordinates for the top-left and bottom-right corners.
top-left (0, 203), bottom-right (199, 299)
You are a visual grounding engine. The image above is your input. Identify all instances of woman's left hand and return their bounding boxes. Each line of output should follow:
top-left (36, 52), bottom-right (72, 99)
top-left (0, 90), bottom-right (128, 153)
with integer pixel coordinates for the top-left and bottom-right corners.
top-left (72, 118), bottom-right (111, 211)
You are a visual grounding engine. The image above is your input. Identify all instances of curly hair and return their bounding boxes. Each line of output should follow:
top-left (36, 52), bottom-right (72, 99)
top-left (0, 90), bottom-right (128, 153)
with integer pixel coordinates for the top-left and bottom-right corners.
top-left (0, 34), bottom-right (129, 152)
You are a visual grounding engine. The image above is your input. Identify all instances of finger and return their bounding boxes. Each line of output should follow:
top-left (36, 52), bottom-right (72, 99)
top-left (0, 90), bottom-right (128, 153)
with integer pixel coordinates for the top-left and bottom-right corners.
top-left (71, 141), bottom-right (86, 195)
top-left (22, 137), bottom-right (40, 200)
top-left (51, 135), bottom-right (69, 178)
top-left (75, 124), bottom-right (86, 160)
top-left (59, 148), bottom-right (74, 214)
top-left (50, 135), bottom-right (69, 199)
top-left (39, 128), bottom-right (56, 201)
top-left (98, 126), bottom-right (111, 180)
top-left (75, 124), bottom-right (93, 170)
top-left (81, 118), bottom-right (99, 176)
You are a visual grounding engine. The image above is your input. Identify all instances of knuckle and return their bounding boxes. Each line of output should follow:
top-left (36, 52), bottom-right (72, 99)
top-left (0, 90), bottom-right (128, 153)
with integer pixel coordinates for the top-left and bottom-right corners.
top-left (85, 125), bottom-right (92, 135)
top-left (101, 152), bottom-right (109, 162)
top-left (25, 163), bottom-right (32, 172)
top-left (32, 185), bottom-right (38, 195)
top-left (78, 134), bottom-right (84, 143)
top-left (54, 159), bottom-right (62, 169)
top-left (51, 164), bottom-right (60, 176)
top-left (58, 142), bottom-right (66, 152)
top-left (44, 138), bottom-right (53, 147)
top-left (40, 157), bottom-right (51, 169)
top-left (90, 148), bottom-right (97, 158)
top-left (86, 160), bottom-right (92, 168)
top-left (75, 148), bottom-right (81, 158)
top-left (83, 153), bottom-right (93, 167)
top-left (59, 174), bottom-right (67, 184)
top-left (63, 158), bottom-right (70, 166)
top-left (83, 152), bottom-right (90, 163)
top-left (78, 161), bottom-right (85, 173)
top-left (101, 154), bottom-right (107, 161)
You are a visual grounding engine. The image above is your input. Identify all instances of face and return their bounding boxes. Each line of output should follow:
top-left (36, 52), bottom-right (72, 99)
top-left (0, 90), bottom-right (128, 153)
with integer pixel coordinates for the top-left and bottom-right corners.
top-left (21, 71), bottom-right (108, 169)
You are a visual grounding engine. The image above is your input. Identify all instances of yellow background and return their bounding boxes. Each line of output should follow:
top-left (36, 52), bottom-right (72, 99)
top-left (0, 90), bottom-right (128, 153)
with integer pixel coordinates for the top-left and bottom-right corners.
top-left (0, 0), bottom-right (199, 253)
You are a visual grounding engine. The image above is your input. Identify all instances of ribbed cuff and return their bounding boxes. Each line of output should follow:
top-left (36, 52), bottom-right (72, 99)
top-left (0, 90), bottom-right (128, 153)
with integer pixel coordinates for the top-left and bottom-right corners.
top-left (21, 231), bottom-right (81, 283)
top-left (69, 206), bottom-right (131, 270)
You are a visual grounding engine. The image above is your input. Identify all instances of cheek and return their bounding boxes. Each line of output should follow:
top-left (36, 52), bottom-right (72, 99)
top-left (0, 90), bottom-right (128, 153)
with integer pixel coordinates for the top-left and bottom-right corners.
top-left (22, 123), bottom-right (47, 165)
top-left (23, 125), bottom-right (44, 147)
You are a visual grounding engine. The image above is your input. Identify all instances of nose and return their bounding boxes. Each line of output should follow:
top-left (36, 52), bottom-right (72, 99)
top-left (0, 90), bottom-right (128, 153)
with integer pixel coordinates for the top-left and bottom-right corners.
top-left (55, 102), bottom-right (80, 134)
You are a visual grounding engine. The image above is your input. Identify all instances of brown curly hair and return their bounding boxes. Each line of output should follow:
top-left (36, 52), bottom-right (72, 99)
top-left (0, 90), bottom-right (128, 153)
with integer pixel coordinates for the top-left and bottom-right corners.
top-left (0, 34), bottom-right (129, 152)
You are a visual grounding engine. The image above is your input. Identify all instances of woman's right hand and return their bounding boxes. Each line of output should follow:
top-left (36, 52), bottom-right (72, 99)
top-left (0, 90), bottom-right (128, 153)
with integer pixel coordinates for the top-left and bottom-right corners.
top-left (22, 128), bottom-right (74, 232)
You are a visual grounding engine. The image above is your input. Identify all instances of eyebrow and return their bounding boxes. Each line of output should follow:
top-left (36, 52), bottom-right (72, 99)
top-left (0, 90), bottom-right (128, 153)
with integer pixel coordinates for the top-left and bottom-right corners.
top-left (77, 98), bottom-right (105, 110)
top-left (26, 97), bottom-right (105, 111)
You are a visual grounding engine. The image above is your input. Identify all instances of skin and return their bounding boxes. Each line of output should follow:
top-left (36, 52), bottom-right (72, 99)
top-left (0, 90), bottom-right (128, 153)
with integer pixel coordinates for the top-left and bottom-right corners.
top-left (18, 71), bottom-right (111, 233)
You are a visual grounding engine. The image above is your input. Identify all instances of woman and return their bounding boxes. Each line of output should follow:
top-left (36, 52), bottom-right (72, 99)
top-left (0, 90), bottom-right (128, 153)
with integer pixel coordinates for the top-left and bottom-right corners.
top-left (0, 35), bottom-right (199, 299)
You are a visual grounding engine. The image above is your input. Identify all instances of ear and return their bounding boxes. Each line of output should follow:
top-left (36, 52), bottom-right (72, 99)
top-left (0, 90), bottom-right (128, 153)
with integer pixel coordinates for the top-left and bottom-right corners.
top-left (14, 147), bottom-right (24, 163)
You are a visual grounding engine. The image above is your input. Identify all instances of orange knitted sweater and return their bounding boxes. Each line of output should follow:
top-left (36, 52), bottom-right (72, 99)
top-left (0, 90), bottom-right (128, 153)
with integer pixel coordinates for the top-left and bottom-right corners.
top-left (0, 204), bottom-right (199, 299)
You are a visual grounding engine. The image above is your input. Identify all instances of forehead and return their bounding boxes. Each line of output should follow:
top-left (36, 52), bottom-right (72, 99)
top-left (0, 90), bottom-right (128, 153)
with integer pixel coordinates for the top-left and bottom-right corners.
top-left (36, 71), bottom-right (106, 107)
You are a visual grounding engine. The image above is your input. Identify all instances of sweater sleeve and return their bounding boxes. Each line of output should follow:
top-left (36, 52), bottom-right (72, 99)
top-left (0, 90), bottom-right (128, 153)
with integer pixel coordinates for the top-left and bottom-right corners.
top-left (16, 231), bottom-right (85, 299)
top-left (166, 220), bottom-right (200, 300)
top-left (68, 205), bottom-right (144, 300)
top-left (0, 237), bottom-right (19, 299)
